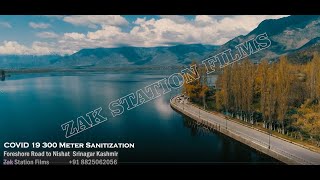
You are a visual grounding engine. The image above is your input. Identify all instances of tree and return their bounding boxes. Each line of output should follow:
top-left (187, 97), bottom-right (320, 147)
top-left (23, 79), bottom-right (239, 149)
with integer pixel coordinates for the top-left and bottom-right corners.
top-left (242, 59), bottom-right (255, 123)
top-left (275, 56), bottom-right (291, 134)
top-left (292, 100), bottom-right (320, 146)
top-left (199, 52), bottom-right (320, 145)
top-left (307, 53), bottom-right (320, 102)
top-left (220, 65), bottom-right (233, 115)
top-left (183, 61), bottom-right (209, 107)
top-left (257, 59), bottom-right (269, 127)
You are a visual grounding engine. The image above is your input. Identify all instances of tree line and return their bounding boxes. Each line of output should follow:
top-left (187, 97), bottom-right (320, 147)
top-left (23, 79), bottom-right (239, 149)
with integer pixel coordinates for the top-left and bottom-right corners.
top-left (183, 54), bottom-right (320, 146)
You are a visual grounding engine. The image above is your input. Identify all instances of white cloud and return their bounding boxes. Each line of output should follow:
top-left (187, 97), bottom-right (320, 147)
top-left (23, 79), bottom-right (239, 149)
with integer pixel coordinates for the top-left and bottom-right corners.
top-left (36, 32), bottom-right (59, 39)
top-left (32, 41), bottom-right (74, 55)
top-left (63, 15), bottom-right (128, 28)
top-left (87, 26), bottom-right (126, 40)
top-left (0, 15), bottom-right (290, 55)
top-left (134, 17), bottom-right (146, 25)
top-left (0, 41), bottom-right (62, 55)
top-left (195, 15), bottom-right (214, 24)
top-left (0, 41), bottom-right (30, 55)
top-left (31, 41), bottom-right (55, 55)
top-left (63, 32), bottom-right (86, 40)
top-left (127, 15), bottom-right (289, 46)
top-left (29, 22), bottom-right (51, 29)
top-left (0, 22), bottom-right (12, 28)
top-left (43, 15), bottom-right (65, 19)
top-left (159, 15), bottom-right (187, 24)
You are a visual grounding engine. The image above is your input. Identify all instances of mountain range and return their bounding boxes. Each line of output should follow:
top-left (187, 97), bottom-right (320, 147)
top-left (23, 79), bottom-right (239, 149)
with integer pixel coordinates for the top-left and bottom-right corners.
top-left (211, 15), bottom-right (320, 63)
top-left (52, 44), bottom-right (218, 68)
top-left (1, 15), bottom-right (320, 69)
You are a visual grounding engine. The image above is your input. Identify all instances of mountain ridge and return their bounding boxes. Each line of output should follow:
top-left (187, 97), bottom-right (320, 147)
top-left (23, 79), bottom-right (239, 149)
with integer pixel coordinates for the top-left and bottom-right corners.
top-left (2, 15), bottom-right (320, 69)
top-left (207, 15), bottom-right (320, 63)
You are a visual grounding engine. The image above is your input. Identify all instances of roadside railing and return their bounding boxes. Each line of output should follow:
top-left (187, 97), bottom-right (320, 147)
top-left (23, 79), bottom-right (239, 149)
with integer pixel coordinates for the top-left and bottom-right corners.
top-left (170, 96), bottom-right (315, 165)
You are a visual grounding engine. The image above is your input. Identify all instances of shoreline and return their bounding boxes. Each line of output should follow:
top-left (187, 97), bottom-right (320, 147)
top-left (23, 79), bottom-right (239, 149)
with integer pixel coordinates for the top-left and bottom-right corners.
top-left (170, 95), bottom-right (320, 165)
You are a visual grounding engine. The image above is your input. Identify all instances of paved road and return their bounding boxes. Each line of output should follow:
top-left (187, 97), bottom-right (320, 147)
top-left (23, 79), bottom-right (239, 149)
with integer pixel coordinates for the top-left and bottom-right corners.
top-left (171, 96), bottom-right (320, 165)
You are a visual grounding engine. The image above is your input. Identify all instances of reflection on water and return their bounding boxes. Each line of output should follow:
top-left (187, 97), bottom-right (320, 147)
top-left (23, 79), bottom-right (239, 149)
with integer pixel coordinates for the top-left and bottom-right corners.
top-left (0, 79), bottom-right (25, 92)
top-left (154, 96), bottom-right (173, 118)
top-left (182, 116), bottom-right (213, 137)
top-left (0, 72), bottom-right (279, 163)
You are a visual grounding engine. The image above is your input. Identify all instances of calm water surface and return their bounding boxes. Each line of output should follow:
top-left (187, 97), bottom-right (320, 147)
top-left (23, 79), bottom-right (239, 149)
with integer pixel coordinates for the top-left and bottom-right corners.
top-left (0, 71), bottom-right (279, 164)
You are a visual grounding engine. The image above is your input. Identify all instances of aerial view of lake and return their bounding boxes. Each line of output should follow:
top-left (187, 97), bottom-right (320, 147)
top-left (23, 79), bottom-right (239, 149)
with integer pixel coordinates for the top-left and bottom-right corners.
top-left (0, 71), bottom-right (279, 164)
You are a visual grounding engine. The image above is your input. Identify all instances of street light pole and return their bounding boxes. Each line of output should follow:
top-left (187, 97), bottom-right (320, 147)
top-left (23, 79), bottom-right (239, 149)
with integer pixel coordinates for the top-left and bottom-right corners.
top-left (226, 118), bottom-right (228, 130)
top-left (268, 131), bottom-right (271, 149)
top-left (183, 99), bottom-right (184, 111)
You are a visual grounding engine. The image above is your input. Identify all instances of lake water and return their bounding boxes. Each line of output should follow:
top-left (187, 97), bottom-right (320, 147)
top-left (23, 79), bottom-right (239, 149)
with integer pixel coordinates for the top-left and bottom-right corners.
top-left (0, 71), bottom-right (279, 164)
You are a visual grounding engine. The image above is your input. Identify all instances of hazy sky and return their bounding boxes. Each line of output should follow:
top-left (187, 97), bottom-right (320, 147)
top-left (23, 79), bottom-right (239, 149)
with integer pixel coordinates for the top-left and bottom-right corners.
top-left (0, 15), bottom-right (288, 55)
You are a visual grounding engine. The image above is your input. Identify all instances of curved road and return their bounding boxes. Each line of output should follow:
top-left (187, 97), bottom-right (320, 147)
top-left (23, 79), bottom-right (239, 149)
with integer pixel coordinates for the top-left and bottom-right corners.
top-left (171, 96), bottom-right (320, 165)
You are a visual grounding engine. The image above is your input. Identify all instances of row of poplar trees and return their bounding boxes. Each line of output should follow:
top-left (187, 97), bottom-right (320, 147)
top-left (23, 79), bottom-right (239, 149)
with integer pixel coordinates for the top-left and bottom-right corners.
top-left (183, 53), bottom-right (320, 145)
